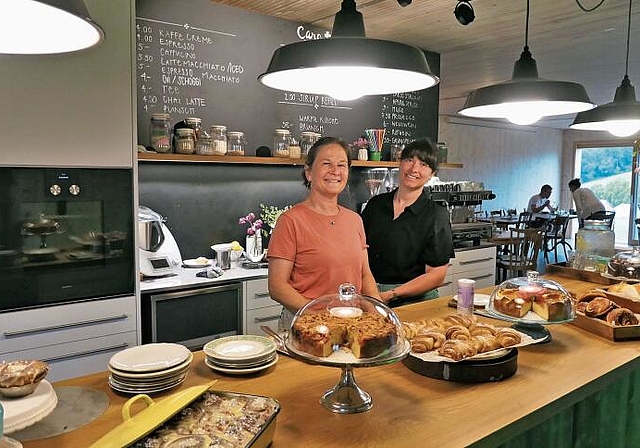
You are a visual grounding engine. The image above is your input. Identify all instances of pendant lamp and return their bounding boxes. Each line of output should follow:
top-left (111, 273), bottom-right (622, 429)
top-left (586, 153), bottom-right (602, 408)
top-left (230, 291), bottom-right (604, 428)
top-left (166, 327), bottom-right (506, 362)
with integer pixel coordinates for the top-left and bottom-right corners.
top-left (571, 0), bottom-right (640, 137)
top-left (258, 0), bottom-right (439, 101)
top-left (0, 0), bottom-right (104, 54)
top-left (458, 0), bottom-right (595, 125)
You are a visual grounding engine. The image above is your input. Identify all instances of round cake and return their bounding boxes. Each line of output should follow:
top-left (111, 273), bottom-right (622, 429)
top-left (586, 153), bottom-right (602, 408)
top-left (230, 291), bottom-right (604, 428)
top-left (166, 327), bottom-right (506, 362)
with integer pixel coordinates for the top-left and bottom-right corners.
top-left (493, 287), bottom-right (571, 321)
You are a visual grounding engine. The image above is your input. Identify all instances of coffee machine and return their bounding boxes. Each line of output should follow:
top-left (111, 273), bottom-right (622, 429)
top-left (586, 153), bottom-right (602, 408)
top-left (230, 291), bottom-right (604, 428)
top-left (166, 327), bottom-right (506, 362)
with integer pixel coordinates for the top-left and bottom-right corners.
top-left (138, 206), bottom-right (182, 277)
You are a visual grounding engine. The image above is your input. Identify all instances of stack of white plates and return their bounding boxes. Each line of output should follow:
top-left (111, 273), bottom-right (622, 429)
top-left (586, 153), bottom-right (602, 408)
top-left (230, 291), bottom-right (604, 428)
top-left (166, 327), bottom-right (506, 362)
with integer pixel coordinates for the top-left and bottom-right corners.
top-left (107, 343), bottom-right (192, 394)
top-left (203, 335), bottom-right (278, 375)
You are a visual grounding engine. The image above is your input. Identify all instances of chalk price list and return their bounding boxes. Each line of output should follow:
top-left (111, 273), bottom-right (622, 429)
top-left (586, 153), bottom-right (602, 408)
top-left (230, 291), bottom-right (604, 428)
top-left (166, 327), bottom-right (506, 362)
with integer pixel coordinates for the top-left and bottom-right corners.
top-left (381, 92), bottom-right (423, 145)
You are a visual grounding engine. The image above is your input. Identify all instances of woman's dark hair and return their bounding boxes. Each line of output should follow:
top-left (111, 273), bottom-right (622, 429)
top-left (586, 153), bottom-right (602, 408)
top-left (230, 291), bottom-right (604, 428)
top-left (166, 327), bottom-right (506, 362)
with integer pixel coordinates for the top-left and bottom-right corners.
top-left (568, 178), bottom-right (581, 189)
top-left (302, 136), bottom-right (351, 188)
top-left (400, 138), bottom-right (439, 172)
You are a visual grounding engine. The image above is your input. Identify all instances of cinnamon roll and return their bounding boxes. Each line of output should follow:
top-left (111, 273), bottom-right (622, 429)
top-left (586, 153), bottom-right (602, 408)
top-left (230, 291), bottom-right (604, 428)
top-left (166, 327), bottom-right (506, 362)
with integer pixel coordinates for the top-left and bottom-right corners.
top-left (584, 297), bottom-right (617, 318)
top-left (605, 308), bottom-right (639, 326)
top-left (576, 289), bottom-right (608, 304)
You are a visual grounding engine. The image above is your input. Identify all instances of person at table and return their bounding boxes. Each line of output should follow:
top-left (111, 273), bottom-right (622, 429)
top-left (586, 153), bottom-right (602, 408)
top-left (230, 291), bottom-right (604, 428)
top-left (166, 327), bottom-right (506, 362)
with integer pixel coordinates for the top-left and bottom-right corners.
top-left (268, 136), bottom-right (380, 330)
top-left (568, 178), bottom-right (606, 227)
top-left (527, 184), bottom-right (557, 214)
top-left (361, 138), bottom-right (455, 307)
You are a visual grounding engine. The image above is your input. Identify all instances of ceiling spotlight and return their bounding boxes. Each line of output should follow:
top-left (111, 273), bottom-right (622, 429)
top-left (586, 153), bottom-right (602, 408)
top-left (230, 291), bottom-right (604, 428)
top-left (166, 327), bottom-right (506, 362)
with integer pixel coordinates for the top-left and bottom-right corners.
top-left (397, 0), bottom-right (412, 6)
top-left (454, 1), bottom-right (475, 26)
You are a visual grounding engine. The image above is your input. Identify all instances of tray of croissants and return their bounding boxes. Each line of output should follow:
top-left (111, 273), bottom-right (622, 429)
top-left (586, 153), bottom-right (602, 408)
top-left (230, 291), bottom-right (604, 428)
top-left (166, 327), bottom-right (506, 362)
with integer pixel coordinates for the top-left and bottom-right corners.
top-left (571, 283), bottom-right (640, 341)
top-left (402, 313), bottom-right (545, 363)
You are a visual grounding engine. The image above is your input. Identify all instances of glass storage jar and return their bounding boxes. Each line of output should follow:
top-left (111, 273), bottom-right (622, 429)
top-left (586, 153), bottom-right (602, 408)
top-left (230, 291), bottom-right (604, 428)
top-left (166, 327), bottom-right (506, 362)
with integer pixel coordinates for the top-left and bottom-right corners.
top-left (174, 128), bottom-right (196, 154)
top-left (210, 125), bottom-right (227, 155)
top-left (273, 129), bottom-right (291, 157)
top-left (149, 113), bottom-right (172, 153)
top-left (300, 131), bottom-right (318, 157)
top-left (227, 131), bottom-right (246, 156)
top-left (185, 117), bottom-right (202, 141)
top-left (289, 136), bottom-right (301, 159)
top-left (574, 220), bottom-right (615, 271)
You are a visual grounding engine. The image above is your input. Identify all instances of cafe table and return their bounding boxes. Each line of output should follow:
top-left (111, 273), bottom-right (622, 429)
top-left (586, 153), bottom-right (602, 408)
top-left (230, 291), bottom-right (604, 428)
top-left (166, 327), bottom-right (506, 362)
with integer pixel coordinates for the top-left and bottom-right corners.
top-left (16, 275), bottom-right (640, 448)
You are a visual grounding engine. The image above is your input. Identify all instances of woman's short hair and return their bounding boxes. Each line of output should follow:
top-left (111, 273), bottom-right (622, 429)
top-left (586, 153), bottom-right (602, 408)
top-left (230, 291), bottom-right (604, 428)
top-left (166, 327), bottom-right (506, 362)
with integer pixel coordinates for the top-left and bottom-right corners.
top-left (302, 136), bottom-right (351, 188)
top-left (568, 178), bottom-right (581, 189)
top-left (400, 138), bottom-right (439, 172)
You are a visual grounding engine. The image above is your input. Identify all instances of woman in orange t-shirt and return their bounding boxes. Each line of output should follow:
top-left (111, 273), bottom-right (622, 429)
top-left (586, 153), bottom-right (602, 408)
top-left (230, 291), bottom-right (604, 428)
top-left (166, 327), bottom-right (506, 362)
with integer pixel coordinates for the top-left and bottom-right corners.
top-left (268, 137), bottom-right (380, 329)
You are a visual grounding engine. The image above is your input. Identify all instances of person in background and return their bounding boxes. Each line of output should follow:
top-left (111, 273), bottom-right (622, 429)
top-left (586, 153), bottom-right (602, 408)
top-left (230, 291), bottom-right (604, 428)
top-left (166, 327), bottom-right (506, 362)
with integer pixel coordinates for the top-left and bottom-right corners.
top-left (527, 184), bottom-right (557, 214)
top-left (361, 138), bottom-right (455, 306)
top-left (568, 178), bottom-right (606, 227)
top-left (268, 137), bottom-right (380, 330)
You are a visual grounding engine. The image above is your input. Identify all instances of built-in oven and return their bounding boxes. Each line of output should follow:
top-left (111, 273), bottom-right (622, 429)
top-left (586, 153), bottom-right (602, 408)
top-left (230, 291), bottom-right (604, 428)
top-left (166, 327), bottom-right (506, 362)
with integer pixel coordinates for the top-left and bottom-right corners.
top-left (141, 283), bottom-right (243, 350)
top-left (0, 167), bottom-right (135, 312)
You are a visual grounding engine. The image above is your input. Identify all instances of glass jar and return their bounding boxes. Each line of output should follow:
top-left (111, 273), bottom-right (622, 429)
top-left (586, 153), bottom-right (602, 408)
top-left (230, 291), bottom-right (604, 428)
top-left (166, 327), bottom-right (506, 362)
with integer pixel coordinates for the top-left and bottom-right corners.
top-left (574, 220), bottom-right (615, 271)
top-left (289, 136), bottom-right (301, 159)
top-left (227, 131), bottom-right (246, 156)
top-left (185, 117), bottom-right (202, 142)
top-left (174, 128), bottom-right (196, 154)
top-left (300, 131), bottom-right (318, 157)
top-left (273, 129), bottom-right (291, 157)
top-left (149, 113), bottom-right (172, 153)
top-left (210, 125), bottom-right (228, 156)
top-left (195, 134), bottom-right (214, 155)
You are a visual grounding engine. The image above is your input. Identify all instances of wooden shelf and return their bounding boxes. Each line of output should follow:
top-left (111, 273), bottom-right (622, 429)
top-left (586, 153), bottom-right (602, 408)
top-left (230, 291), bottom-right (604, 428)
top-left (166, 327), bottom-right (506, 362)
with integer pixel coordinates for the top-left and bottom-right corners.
top-left (137, 152), bottom-right (463, 169)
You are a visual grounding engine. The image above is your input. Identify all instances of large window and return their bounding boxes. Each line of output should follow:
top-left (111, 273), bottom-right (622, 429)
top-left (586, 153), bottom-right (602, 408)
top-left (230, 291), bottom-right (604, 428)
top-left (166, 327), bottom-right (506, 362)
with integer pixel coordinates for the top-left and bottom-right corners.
top-left (574, 143), bottom-right (634, 246)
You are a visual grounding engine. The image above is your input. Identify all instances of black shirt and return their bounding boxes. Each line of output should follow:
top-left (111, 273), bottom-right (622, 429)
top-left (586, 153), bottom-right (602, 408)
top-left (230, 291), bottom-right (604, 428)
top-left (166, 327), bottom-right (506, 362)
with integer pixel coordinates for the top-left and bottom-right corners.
top-left (362, 189), bottom-right (455, 284)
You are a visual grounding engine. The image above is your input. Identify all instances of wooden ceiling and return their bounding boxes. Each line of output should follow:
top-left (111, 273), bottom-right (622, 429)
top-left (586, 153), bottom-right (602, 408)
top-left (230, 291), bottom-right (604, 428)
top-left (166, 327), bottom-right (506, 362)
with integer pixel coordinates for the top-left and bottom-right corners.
top-left (215, 0), bottom-right (640, 129)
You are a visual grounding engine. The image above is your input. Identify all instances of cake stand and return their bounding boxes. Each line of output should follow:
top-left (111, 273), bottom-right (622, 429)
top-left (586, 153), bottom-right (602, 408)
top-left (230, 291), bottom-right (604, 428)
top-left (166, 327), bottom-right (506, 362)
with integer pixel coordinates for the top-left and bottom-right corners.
top-left (482, 304), bottom-right (574, 343)
top-left (1, 380), bottom-right (58, 434)
top-left (285, 339), bottom-right (410, 414)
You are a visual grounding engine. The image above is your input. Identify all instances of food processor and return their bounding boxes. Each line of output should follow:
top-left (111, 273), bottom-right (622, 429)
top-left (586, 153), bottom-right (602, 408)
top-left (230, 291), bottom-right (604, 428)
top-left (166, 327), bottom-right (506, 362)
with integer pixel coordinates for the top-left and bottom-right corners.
top-left (138, 206), bottom-right (182, 277)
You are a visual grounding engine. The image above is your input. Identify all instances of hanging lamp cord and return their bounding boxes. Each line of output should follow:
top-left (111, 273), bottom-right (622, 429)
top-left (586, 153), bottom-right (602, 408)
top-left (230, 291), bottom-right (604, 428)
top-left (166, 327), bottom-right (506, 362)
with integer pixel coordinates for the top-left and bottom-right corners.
top-left (524, 0), bottom-right (530, 48)
top-left (625, 0), bottom-right (633, 76)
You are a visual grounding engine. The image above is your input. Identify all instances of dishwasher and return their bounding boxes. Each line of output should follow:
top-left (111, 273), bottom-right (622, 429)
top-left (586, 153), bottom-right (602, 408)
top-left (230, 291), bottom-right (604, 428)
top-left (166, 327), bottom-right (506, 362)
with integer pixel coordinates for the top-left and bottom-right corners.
top-left (141, 282), bottom-right (242, 350)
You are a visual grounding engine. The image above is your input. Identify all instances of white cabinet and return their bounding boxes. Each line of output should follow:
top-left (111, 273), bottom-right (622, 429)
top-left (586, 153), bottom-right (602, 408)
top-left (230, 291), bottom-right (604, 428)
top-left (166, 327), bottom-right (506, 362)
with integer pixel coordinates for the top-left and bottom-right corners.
top-left (437, 246), bottom-right (497, 297)
top-left (243, 278), bottom-right (283, 336)
top-left (0, 296), bottom-right (138, 381)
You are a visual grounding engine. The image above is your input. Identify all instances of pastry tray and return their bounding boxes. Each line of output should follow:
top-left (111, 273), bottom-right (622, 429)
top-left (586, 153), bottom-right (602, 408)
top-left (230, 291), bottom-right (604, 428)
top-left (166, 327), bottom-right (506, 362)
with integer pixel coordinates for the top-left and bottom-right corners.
top-left (570, 292), bottom-right (640, 341)
top-left (403, 348), bottom-right (518, 383)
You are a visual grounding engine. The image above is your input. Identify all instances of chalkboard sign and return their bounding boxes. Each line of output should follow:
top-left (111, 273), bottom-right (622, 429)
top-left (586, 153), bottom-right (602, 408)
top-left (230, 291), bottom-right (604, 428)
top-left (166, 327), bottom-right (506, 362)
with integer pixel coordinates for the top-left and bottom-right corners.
top-left (135, 0), bottom-right (440, 154)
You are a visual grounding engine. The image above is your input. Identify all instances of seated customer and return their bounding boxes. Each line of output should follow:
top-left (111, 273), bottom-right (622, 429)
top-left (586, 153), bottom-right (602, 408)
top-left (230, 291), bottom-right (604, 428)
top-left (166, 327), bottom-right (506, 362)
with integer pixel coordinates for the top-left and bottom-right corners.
top-left (361, 138), bottom-right (454, 306)
top-left (568, 178), bottom-right (606, 227)
top-left (527, 184), bottom-right (556, 228)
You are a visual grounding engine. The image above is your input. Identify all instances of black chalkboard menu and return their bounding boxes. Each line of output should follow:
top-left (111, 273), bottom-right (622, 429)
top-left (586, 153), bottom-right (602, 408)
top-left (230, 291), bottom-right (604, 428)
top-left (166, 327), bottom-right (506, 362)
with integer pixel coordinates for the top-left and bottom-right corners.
top-left (135, 0), bottom-right (440, 154)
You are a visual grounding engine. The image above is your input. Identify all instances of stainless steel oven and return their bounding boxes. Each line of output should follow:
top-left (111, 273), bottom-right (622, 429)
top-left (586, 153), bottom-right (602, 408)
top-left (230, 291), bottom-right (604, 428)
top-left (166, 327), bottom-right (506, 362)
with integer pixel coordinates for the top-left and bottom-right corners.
top-left (142, 283), bottom-right (243, 350)
top-left (0, 167), bottom-right (135, 312)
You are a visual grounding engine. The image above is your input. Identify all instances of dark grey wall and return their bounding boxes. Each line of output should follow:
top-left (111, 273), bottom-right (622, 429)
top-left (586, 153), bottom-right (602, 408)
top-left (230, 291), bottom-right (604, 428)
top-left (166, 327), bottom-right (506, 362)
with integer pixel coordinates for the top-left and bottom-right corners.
top-left (138, 163), bottom-right (370, 259)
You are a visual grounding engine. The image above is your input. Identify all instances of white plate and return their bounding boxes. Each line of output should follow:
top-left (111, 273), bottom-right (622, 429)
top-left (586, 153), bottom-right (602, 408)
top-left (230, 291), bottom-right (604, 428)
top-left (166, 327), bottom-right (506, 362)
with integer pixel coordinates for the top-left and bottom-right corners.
top-left (204, 354), bottom-right (278, 375)
top-left (204, 335), bottom-right (276, 362)
top-left (109, 343), bottom-right (191, 373)
top-left (183, 258), bottom-right (211, 268)
top-left (108, 352), bottom-right (193, 379)
top-left (206, 352), bottom-right (277, 368)
top-left (453, 293), bottom-right (491, 307)
top-left (108, 374), bottom-right (186, 394)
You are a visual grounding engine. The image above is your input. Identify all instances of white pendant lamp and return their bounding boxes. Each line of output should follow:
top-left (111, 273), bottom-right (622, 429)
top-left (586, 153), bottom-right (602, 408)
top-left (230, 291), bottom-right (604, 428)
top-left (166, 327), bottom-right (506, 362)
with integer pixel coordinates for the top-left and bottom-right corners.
top-left (571, 0), bottom-right (640, 137)
top-left (458, 0), bottom-right (595, 125)
top-left (258, 0), bottom-right (439, 101)
top-left (0, 0), bottom-right (104, 54)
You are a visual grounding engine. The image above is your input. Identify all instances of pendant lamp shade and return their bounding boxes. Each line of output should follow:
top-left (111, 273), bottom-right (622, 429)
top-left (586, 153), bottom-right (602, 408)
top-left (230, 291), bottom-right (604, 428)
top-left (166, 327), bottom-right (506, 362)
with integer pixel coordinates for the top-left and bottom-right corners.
top-left (258, 0), bottom-right (439, 101)
top-left (571, 0), bottom-right (640, 137)
top-left (0, 0), bottom-right (104, 54)
top-left (458, 1), bottom-right (594, 125)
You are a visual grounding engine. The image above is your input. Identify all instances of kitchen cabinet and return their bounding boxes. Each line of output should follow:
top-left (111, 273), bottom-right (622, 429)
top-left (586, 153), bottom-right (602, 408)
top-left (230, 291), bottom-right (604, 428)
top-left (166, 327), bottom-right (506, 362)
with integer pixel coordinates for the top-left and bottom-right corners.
top-left (0, 296), bottom-right (138, 381)
top-left (243, 278), bottom-right (283, 336)
top-left (437, 246), bottom-right (497, 297)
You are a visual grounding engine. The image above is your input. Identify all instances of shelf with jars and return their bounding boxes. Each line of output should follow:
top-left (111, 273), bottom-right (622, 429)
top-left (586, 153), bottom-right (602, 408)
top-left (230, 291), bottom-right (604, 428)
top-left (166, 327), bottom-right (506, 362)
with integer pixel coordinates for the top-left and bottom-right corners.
top-left (137, 153), bottom-right (463, 169)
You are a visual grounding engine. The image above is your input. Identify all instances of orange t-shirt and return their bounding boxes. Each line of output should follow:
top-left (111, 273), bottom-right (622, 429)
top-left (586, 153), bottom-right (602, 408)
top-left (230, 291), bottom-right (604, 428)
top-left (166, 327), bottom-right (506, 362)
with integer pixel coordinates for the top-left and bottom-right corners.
top-left (267, 203), bottom-right (367, 300)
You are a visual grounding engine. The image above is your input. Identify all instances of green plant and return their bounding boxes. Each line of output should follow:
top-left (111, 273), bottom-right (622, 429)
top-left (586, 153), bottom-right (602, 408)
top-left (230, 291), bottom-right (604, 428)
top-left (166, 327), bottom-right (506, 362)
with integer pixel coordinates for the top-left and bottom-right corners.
top-left (259, 203), bottom-right (290, 237)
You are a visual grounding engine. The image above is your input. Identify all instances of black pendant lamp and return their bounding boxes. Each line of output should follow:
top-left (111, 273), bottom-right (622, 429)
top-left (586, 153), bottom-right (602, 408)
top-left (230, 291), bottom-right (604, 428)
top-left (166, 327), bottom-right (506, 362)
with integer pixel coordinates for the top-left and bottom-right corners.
top-left (0, 0), bottom-right (104, 54)
top-left (571, 0), bottom-right (640, 137)
top-left (258, 0), bottom-right (439, 101)
top-left (458, 0), bottom-right (595, 125)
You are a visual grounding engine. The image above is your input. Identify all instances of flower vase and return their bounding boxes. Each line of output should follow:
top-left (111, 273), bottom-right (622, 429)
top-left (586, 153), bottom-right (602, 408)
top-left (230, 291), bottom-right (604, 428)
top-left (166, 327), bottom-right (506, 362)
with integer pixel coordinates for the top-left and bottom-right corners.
top-left (246, 234), bottom-right (263, 262)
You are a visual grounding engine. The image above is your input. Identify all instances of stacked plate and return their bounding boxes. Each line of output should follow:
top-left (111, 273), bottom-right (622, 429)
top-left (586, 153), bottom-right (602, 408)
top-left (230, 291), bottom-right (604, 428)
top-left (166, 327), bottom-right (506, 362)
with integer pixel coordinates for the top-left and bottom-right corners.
top-left (203, 335), bottom-right (278, 375)
top-left (108, 343), bottom-right (193, 394)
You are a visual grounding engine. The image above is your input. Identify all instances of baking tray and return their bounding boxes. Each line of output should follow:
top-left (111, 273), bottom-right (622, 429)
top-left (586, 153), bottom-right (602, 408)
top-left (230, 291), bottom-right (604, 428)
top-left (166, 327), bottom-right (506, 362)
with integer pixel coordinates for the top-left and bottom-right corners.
top-left (570, 292), bottom-right (640, 341)
top-left (402, 348), bottom-right (518, 383)
top-left (546, 262), bottom-right (618, 285)
top-left (90, 381), bottom-right (280, 448)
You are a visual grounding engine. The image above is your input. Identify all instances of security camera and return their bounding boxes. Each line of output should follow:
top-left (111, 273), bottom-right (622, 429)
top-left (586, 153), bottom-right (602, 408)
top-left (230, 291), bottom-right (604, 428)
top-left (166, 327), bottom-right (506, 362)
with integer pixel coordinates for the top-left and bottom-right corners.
top-left (454, 1), bottom-right (475, 26)
top-left (397, 0), bottom-right (412, 6)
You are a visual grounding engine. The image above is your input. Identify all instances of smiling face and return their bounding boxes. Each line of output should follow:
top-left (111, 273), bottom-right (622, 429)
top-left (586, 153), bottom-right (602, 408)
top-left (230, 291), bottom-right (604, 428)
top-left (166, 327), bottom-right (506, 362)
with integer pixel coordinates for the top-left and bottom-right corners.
top-left (304, 143), bottom-right (349, 197)
top-left (399, 156), bottom-right (434, 190)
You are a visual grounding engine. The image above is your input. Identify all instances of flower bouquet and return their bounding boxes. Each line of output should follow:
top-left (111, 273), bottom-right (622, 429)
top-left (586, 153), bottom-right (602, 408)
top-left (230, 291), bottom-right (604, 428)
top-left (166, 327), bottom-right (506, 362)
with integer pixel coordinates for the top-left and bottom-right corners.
top-left (239, 212), bottom-right (264, 262)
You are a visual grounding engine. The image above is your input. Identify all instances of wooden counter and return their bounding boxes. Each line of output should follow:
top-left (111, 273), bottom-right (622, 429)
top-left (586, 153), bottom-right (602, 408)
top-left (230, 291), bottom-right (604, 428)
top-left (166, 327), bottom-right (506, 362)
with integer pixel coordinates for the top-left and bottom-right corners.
top-left (20, 275), bottom-right (640, 447)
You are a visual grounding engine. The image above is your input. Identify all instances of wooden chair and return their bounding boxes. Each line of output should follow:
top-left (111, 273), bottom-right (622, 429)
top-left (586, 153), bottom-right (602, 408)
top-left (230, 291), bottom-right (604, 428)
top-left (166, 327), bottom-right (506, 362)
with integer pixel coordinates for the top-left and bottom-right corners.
top-left (543, 215), bottom-right (572, 263)
top-left (496, 228), bottom-right (543, 282)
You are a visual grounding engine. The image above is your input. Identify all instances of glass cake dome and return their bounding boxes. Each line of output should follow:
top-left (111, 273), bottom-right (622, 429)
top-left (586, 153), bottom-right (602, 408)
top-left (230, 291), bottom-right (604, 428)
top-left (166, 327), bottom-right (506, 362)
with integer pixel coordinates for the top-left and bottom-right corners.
top-left (286, 282), bottom-right (406, 363)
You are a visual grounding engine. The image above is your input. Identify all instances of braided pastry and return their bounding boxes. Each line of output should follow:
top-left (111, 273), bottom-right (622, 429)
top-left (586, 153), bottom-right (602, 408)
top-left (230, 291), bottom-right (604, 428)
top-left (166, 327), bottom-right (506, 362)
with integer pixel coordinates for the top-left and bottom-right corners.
top-left (437, 339), bottom-right (478, 361)
top-left (469, 323), bottom-right (497, 337)
top-left (0, 359), bottom-right (49, 388)
top-left (445, 324), bottom-right (471, 341)
top-left (606, 308), bottom-right (639, 326)
top-left (584, 297), bottom-right (617, 318)
top-left (495, 328), bottom-right (522, 347)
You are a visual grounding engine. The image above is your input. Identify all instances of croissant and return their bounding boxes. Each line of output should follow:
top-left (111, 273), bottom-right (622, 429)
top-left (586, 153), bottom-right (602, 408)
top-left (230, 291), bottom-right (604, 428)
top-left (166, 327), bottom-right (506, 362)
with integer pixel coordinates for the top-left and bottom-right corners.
top-left (576, 289), bottom-right (608, 303)
top-left (495, 328), bottom-right (522, 347)
top-left (445, 324), bottom-right (471, 341)
top-left (437, 339), bottom-right (477, 361)
top-left (415, 330), bottom-right (446, 348)
top-left (469, 323), bottom-right (497, 337)
top-left (606, 308), bottom-right (639, 326)
top-left (426, 317), bottom-right (447, 331)
top-left (444, 313), bottom-right (476, 328)
top-left (584, 297), bottom-right (617, 318)
top-left (470, 335), bottom-right (501, 353)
